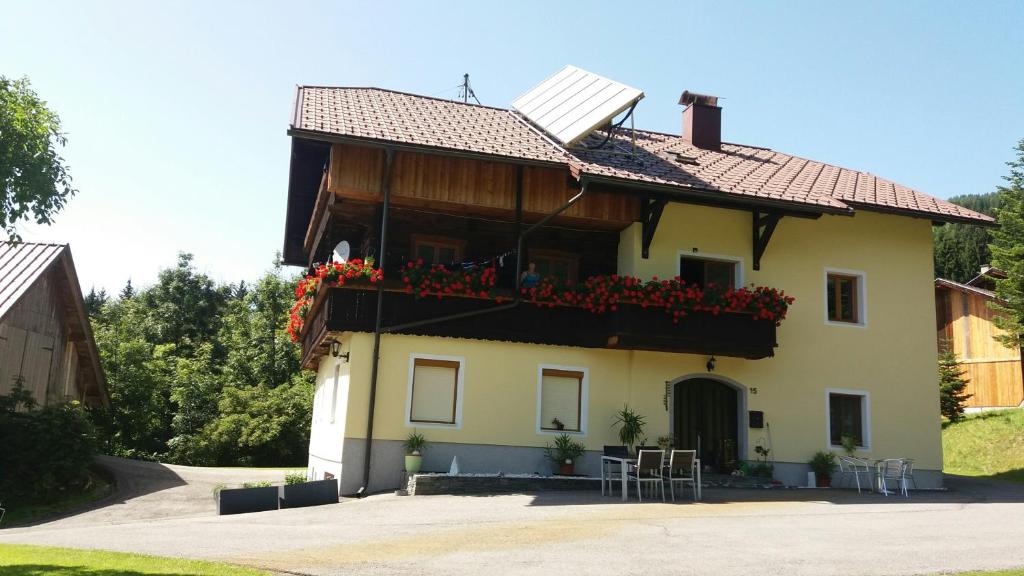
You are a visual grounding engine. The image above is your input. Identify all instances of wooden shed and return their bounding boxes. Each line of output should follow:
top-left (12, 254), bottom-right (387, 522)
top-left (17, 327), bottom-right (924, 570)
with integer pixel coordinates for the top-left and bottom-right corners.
top-left (935, 268), bottom-right (1024, 410)
top-left (0, 242), bottom-right (108, 407)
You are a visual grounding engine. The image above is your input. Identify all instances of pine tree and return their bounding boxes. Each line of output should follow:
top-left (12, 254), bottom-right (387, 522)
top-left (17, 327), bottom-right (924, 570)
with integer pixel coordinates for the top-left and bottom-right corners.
top-left (938, 346), bottom-right (972, 422)
top-left (120, 278), bottom-right (135, 300)
top-left (989, 139), bottom-right (1024, 348)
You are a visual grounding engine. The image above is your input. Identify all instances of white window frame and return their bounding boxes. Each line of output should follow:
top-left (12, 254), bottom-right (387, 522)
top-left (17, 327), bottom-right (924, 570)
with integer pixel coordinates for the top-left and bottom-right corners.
top-left (823, 267), bottom-right (867, 328)
top-left (405, 353), bottom-right (465, 429)
top-left (676, 251), bottom-right (744, 288)
top-left (536, 364), bottom-right (589, 436)
top-left (825, 387), bottom-right (871, 451)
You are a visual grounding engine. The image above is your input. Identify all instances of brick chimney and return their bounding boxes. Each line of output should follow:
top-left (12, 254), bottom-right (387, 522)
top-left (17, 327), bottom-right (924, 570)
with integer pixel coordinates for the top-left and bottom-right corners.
top-left (679, 91), bottom-right (721, 150)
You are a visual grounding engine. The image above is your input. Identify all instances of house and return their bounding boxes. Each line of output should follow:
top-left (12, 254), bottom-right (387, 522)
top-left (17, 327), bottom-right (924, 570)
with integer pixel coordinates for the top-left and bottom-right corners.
top-left (0, 242), bottom-right (108, 407)
top-left (936, 267), bottom-right (1024, 411)
top-left (282, 68), bottom-right (993, 494)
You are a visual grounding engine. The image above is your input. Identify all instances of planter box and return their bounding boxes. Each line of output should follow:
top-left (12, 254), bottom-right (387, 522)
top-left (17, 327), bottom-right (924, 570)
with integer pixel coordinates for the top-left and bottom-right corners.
top-left (217, 486), bottom-right (279, 515)
top-left (279, 479), bottom-right (338, 509)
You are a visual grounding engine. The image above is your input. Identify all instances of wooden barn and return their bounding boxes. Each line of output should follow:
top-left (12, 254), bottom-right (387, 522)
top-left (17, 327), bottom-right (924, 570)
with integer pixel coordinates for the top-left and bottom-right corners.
top-left (0, 242), bottom-right (108, 407)
top-left (935, 267), bottom-right (1024, 410)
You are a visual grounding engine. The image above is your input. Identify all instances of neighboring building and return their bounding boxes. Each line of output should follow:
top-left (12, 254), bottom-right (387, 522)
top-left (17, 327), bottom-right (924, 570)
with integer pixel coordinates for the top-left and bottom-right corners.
top-left (283, 71), bottom-right (993, 494)
top-left (0, 242), bottom-right (108, 407)
top-left (936, 267), bottom-right (1024, 411)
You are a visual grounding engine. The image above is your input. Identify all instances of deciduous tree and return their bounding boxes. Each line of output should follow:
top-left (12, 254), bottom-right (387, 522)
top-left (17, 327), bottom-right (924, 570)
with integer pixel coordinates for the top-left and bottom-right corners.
top-left (0, 76), bottom-right (76, 238)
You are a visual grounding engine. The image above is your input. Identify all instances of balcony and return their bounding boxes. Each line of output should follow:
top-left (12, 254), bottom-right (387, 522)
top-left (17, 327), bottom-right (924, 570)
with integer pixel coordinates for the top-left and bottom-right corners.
top-left (300, 285), bottom-right (778, 368)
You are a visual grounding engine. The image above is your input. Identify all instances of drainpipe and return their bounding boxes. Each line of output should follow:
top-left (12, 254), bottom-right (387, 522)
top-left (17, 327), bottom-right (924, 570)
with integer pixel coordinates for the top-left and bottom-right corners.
top-left (358, 173), bottom-right (589, 493)
top-left (360, 147), bottom-right (394, 495)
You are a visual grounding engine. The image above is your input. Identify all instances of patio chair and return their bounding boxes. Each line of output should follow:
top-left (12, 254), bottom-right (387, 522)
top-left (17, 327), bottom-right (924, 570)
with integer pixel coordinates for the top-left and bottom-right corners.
top-left (666, 450), bottom-right (698, 502)
top-left (902, 459), bottom-right (917, 490)
top-left (627, 450), bottom-right (665, 502)
top-left (602, 445), bottom-right (628, 495)
top-left (877, 458), bottom-right (909, 497)
top-left (838, 456), bottom-right (874, 493)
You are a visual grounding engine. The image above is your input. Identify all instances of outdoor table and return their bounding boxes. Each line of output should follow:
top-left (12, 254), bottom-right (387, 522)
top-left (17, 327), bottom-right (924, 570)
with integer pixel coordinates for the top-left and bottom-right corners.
top-left (600, 455), bottom-right (702, 501)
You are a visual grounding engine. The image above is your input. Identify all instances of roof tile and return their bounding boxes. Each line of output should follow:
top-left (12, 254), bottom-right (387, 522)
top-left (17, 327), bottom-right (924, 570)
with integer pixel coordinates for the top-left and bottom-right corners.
top-left (292, 86), bottom-right (993, 225)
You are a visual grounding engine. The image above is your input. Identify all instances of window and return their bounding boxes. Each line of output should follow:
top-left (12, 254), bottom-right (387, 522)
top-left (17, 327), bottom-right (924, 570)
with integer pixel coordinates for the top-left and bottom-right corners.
top-left (827, 390), bottom-right (869, 448)
top-left (407, 355), bottom-right (464, 427)
top-left (825, 270), bottom-right (865, 325)
top-left (531, 250), bottom-right (579, 284)
top-left (537, 365), bottom-right (588, 434)
top-left (412, 235), bottom-right (464, 265)
top-left (679, 255), bottom-right (739, 288)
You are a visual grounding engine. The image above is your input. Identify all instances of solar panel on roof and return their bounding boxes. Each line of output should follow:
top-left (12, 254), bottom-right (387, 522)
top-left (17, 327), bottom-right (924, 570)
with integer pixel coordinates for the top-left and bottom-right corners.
top-left (512, 65), bottom-right (644, 147)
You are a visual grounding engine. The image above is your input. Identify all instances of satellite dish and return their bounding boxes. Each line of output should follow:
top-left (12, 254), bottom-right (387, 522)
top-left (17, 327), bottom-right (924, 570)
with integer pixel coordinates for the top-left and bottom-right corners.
top-left (332, 241), bottom-right (351, 263)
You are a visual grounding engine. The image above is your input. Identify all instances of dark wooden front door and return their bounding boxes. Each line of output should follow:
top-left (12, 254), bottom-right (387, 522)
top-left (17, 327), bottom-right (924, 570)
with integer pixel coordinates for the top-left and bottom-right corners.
top-left (673, 378), bottom-right (739, 472)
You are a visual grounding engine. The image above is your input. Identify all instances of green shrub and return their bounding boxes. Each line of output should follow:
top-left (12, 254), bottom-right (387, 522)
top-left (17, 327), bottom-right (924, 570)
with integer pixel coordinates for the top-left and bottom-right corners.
top-left (0, 385), bottom-right (98, 502)
top-left (544, 433), bottom-right (586, 464)
top-left (241, 481), bottom-right (272, 488)
top-left (284, 473), bottom-right (307, 485)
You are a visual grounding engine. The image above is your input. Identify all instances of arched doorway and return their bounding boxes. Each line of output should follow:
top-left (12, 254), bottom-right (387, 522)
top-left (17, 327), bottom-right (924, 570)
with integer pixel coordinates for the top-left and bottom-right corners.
top-left (672, 376), bottom-right (743, 473)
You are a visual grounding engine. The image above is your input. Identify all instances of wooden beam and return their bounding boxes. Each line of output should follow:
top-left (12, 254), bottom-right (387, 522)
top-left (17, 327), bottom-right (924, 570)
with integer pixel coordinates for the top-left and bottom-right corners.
top-left (752, 209), bottom-right (783, 271)
top-left (641, 198), bottom-right (668, 259)
top-left (306, 171), bottom-right (335, 267)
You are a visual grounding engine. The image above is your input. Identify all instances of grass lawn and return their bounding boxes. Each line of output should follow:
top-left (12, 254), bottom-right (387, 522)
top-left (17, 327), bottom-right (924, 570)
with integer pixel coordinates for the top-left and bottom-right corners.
top-left (943, 409), bottom-right (1024, 483)
top-left (0, 544), bottom-right (268, 575)
top-left (2, 469), bottom-right (114, 527)
top-left (946, 565), bottom-right (1024, 569)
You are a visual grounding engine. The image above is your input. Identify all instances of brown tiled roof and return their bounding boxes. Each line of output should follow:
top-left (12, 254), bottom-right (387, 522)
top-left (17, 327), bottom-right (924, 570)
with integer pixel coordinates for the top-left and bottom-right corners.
top-left (292, 87), bottom-right (570, 165)
top-left (291, 86), bottom-right (993, 225)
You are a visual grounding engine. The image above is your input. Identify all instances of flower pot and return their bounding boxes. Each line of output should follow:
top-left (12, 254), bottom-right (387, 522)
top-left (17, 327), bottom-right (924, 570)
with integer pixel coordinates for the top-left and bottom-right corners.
top-left (558, 462), bottom-right (575, 476)
top-left (279, 479), bottom-right (338, 509)
top-left (816, 474), bottom-right (831, 488)
top-left (405, 454), bottom-right (423, 474)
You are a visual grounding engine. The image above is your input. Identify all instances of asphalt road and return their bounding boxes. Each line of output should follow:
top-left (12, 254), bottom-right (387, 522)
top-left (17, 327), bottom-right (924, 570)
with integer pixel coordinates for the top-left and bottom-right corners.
top-left (2, 458), bottom-right (1023, 576)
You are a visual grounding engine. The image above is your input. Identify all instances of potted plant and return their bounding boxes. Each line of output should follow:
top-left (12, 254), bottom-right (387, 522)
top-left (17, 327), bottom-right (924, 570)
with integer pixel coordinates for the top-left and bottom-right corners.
top-left (278, 472), bottom-right (339, 509)
top-left (808, 451), bottom-right (837, 487)
top-left (612, 405), bottom-right (646, 455)
top-left (544, 433), bottom-right (586, 475)
top-left (404, 431), bottom-right (426, 474)
top-left (656, 434), bottom-right (674, 451)
top-left (840, 434), bottom-right (857, 456)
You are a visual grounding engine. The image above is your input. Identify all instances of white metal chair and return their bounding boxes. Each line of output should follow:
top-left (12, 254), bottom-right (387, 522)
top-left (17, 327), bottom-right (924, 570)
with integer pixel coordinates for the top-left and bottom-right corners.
top-left (602, 445), bottom-right (628, 495)
top-left (902, 459), bottom-right (917, 490)
top-left (838, 456), bottom-right (874, 493)
top-left (877, 459), bottom-right (909, 497)
top-left (666, 450), bottom-right (698, 502)
top-left (627, 450), bottom-right (665, 502)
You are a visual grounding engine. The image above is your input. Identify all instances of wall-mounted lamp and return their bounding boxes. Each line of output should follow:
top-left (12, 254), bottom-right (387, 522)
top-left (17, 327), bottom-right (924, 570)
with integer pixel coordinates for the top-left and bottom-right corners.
top-left (330, 340), bottom-right (350, 363)
top-left (706, 356), bottom-right (716, 372)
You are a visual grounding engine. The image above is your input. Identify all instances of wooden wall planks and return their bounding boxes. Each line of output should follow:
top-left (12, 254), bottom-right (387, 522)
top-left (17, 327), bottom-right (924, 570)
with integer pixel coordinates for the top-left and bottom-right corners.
top-left (325, 143), bottom-right (640, 228)
top-left (938, 287), bottom-right (1024, 408)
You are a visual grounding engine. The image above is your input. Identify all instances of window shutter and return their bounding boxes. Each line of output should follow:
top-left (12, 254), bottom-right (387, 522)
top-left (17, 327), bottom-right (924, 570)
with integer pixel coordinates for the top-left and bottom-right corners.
top-left (411, 360), bottom-right (458, 424)
top-left (541, 370), bottom-right (582, 431)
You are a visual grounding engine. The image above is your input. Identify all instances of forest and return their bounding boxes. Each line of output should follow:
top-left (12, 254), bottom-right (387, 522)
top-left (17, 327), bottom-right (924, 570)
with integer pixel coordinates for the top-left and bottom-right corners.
top-left (84, 254), bottom-right (313, 467)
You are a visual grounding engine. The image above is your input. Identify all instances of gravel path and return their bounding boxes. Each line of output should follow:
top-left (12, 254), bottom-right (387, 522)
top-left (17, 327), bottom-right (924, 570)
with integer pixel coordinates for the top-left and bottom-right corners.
top-left (3, 462), bottom-right (1023, 576)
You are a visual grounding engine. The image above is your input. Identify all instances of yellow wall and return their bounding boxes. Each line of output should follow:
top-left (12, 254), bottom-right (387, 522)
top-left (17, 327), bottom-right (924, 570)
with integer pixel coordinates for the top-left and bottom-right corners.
top-left (332, 204), bottom-right (943, 470)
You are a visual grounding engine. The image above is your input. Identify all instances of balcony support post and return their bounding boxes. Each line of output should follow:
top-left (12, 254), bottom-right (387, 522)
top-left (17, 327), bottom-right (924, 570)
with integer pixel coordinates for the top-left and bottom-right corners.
top-left (361, 147), bottom-right (395, 495)
top-left (641, 197), bottom-right (668, 259)
top-left (752, 209), bottom-right (783, 271)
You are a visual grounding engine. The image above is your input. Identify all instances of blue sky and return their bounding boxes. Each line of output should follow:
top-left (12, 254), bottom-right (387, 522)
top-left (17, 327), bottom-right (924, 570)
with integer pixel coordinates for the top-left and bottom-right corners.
top-left (2, 0), bottom-right (1022, 293)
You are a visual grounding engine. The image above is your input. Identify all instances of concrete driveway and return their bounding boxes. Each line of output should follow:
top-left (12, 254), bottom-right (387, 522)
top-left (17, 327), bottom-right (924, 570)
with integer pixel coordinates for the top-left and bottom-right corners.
top-left (2, 462), bottom-right (1023, 576)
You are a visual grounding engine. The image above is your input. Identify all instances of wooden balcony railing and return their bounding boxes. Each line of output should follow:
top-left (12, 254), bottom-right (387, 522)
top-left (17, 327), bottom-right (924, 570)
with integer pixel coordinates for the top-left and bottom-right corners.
top-left (300, 285), bottom-right (778, 368)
